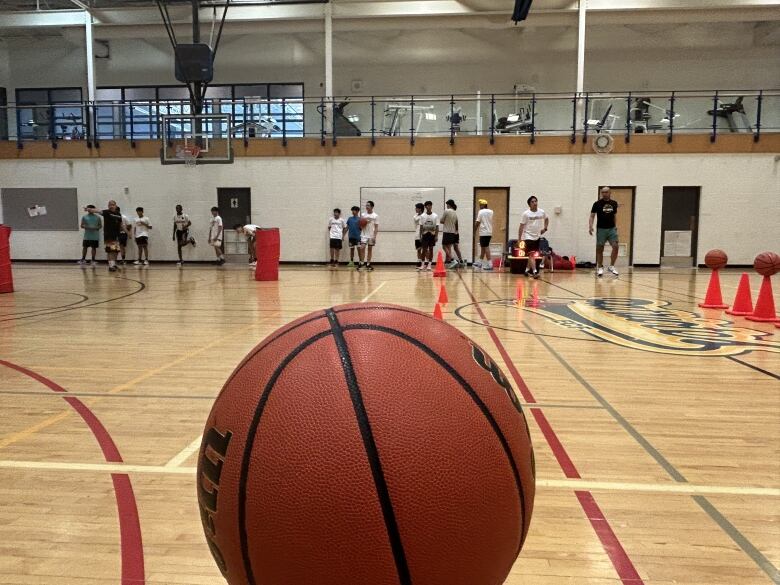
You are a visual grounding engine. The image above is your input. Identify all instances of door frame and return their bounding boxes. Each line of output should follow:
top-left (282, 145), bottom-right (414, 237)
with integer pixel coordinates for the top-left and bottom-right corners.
top-left (598, 185), bottom-right (636, 266)
top-left (473, 186), bottom-right (510, 258)
top-left (660, 186), bottom-right (701, 266)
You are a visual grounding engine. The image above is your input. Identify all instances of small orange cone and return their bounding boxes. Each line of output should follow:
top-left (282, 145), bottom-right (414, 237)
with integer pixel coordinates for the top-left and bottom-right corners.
top-left (698, 269), bottom-right (729, 309)
top-left (437, 284), bottom-right (449, 305)
top-left (433, 251), bottom-right (447, 277)
top-left (725, 273), bottom-right (754, 316)
top-left (433, 302), bottom-right (444, 320)
top-left (746, 276), bottom-right (779, 322)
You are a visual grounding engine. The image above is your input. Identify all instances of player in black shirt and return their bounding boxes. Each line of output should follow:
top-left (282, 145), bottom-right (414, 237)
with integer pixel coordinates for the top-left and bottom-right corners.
top-left (101, 200), bottom-right (124, 272)
top-left (588, 187), bottom-right (620, 277)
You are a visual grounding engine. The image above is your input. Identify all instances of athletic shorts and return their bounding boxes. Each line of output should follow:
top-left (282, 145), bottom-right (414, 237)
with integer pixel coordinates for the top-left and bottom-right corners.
top-left (135, 236), bottom-right (148, 246)
top-left (349, 238), bottom-right (360, 248)
top-left (83, 239), bottom-right (98, 249)
top-left (442, 233), bottom-right (459, 246)
top-left (414, 239), bottom-right (422, 250)
top-left (175, 229), bottom-right (189, 244)
top-left (105, 240), bottom-right (120, 253)
top-left (211, 239), bottom-right (223, 248)
top-left (524, 239), bottom-right (540, 253)
top-left (479, 235), bottom-right (492, 248)
top-left (421, 232), bottom-right (437, 247)
top-left (329, 238), bottom-right (343, 250)
top-left (596, 227), bottom-right (619, 246)
top-left (360, 236), bottom-right (375, 247)
top-left (118, 232), bottom-right (128, 245)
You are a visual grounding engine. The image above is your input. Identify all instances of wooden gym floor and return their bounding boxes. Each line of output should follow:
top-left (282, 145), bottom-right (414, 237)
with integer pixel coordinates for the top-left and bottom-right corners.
top-left (0, 263), bottom-right (778, 585)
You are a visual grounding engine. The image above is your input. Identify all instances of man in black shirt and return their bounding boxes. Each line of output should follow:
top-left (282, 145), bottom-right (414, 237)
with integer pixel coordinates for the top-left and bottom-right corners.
top-left (101, 200), bottom-right (124, 272)
top-left (588, 186), bottom-right (619, 277)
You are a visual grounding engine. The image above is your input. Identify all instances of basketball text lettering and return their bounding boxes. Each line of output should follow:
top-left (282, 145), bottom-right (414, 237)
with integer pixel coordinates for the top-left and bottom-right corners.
top-left (198, 426), bottom-right (233, 577)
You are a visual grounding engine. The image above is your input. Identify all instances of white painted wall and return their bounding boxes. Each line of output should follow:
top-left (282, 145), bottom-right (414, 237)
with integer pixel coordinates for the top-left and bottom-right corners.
top-left (1, 153), bottom-right (778, 265)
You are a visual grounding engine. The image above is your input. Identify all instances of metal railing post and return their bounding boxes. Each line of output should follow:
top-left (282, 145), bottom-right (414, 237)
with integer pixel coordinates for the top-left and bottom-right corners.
top-left (449, 95), bottom-right (455, 145)
top-left (320, 97), bottom-right (325, 147)
top-left (582, 93), bottom-right (590, 143)
top-left (489, 94), bottom-right (495, 145)
top-left (282, 97), bottom-right (287, 147)
top-left (370, 97), bottom-right (376, 146)
top-left (667, 92), bottom-right (675, 144)
top-left (570, 94), bottom-right (577, 144)
top-left (410, 95), bottom-right (415, 146)
top-left (530, 94), bottom-right (536, 145)
top-left (754, 90), bottom-right (762, 143)
top-left (710, 90), bottom-right (719, 143)
top-left (625, 92), bottom-right (632, 143)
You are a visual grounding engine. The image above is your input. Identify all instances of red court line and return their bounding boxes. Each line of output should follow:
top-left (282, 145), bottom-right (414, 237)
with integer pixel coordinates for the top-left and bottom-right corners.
top-left (576, 491), bottom-right (645, 584)
top-left (455, 276), bottom-right (645, 585)
top-left (0, 359), bottom-right (146, 585)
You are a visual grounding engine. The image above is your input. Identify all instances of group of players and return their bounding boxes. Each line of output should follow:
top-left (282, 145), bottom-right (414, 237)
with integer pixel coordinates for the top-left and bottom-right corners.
top-left (78, 187), bottom-right (621, 275)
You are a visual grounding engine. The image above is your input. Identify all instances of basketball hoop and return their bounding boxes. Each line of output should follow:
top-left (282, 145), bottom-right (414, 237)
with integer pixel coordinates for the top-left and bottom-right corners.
top-left (176, 145), bottom-right (201, 168)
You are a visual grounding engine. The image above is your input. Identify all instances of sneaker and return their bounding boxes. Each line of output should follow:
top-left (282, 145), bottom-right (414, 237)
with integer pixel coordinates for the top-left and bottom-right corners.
top-left (473, 262), bottom-right (482, 271)
top-left (143, 260), bottom-right (149, 266)
top-left (356, 263), bottom-right (362, 271)
top-left (426, 263), bottom-right (432, 271)
top-left (597, 267), bottom-right (604, 277)
top-left (608, 265), bottom-right (619, 276)
top-left (532, 270), bottom-right (540, 279)
top-left (366, 264), bottom-right (374, 271)
top-left (108, 266), bottom-right (118, 272)
top-left (176, 261), bottom-right (183, 267)
top-left (133, 260), bottom-right (142, 265)
top-left (189, 237), bottom-right (197, 247)
top-left (482, 264), bottom-right (493, 271)
top-left (447, 259), bottom-right (459, 269)
top-left (250, 261), bottom-right (257, 267)
top-left (524, 269), bottom-right (531, 277)
top-left (460, 260), bottom-right (468, 267)
top-left (416, 263), bottom-right (424, 271)
top-left (347, 261), bottom-right (354, 267)
top-left (120, 259), bottom-right (126, 265)
top-left (77, 259), bottom-right (86, 265)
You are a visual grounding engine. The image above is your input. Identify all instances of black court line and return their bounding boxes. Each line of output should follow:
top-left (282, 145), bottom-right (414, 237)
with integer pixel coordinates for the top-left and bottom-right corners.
top-left (475, 275), bottom-right (780, 584)
top-left (726, 356), bottom-right (780, 381)
top-left (0, 274), bottom-right (146, 323)
top-left (0, 291), bottom-right (90, 317)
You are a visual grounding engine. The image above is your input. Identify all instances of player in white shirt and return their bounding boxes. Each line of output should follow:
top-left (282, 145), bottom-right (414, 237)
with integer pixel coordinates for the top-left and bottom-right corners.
top-left (235, 223), bottom-right (261, 267)
top-left (441, 199), bottom-right (464, 269)
top-left (519, 195), bottom-right (549, 279)
top-left (413, 202), bottom-right (425, 270)
top-left (418, 201), bottom-right (439, 271)
top-left (357, 200), bottom-right (379, 271)
top-left (132, 207), bottom-right (152, 266)
top-left (326, 209), bottom-right (347, 268)
top-left (474, 199), bottom-right (494, 270)
top-left (208, 207), bottom-right (225, 265)
top-left (119, 212), bottom-right (132, 266)
top-left (173, 204), bottom-right (196, 266)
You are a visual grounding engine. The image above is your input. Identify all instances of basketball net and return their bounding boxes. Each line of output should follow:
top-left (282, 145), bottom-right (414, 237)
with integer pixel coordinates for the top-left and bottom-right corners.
top-left (176, 145), bottom-right (201, 168)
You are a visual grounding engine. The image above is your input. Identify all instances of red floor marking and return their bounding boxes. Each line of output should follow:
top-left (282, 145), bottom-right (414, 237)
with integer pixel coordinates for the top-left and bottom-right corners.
top-left (0, 359), bottom-right (146, 585)
top-left (576, 491), bottom-right (645, 584)
top-left (455, 278), bottom-right (645, 585)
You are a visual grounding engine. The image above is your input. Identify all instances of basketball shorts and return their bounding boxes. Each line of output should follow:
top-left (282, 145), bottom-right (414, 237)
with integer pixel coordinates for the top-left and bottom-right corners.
top-left (360, 236), bottom-right (375, 247)
top-left (523, 239), bottom-right (540, 253)
top-left (135, 236), bottom-right (148, 246)
top-left (421, 232), bottom-right (436, 247)
top-left (175, 229), bottom-right (189, 244)
top-left (349, 238), bottom-right (360, 248)
top-left (442, 233), bottom-right (459, 246)
top-left (415, 239), bottom-right (422, 250)
top-left (83, 239), bottom-right (98, 249)
top-left (329, 238), bottom-right (343, 250)
top-left (479, 235), bottom-right (492, 248)
top-left (596, 228), bottom-right (619, 246)
top-left (211, 239), bottom-right (223, 248)
top-left (118, 232), bottom-right (128, 246)
top-left (105, 240), bottom-right (120, 253)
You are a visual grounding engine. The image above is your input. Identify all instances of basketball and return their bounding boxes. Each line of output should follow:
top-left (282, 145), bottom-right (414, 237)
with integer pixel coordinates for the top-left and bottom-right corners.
top-left (754, 251), bottom-right (780, 276)
top-left (704, 249), bottom-right (728, 270)
top-left (359, 217), bottom-right (368, 229)
top-left (197, 303), bottom-right (535, 585)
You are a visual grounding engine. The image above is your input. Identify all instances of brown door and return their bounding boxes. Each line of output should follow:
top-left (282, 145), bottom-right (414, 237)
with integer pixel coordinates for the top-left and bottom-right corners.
top-left (473, 187), bottom-right (510, 259)
top-left (599, 186), bottom-right (635, 266)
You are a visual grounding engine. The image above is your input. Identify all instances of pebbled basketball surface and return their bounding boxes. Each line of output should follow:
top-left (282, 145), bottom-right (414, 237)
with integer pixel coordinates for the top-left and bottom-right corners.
top-left (197, 303), bottom-right (536, 585)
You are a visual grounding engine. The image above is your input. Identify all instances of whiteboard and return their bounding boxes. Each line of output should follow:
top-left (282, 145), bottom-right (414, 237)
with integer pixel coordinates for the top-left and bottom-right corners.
top-left (360, 187), bottom-right (445, 232)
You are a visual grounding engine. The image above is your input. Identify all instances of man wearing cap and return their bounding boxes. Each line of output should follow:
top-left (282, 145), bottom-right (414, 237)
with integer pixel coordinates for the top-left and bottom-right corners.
top-left (474, 198), bottom-right (494, 271)
top-left (589, 186), bottom-right (619, 277)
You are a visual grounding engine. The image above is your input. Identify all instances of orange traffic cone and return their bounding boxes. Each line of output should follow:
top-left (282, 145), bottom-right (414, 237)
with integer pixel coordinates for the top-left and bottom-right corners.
top-left (746, 276), bottom-right (779, 322)
top-left (433, 251), bottom-right (447, 277)
top-left (725, 273), bottom-right (754, 316)
top-left (438, 284), bottom-right (449, 305)
top-left (698, 269), bottom-right (729, 309)
top-left (433, 302), bottom-right (444, 320)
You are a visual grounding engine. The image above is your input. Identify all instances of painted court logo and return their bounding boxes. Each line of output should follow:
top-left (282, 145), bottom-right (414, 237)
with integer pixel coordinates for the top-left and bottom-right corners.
top-left (524, 297), bottom-right (780, 356)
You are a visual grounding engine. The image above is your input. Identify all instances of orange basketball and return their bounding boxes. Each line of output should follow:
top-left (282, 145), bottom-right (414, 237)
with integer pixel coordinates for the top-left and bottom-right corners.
top-left (754, 251), bottom-right (780, 277)
top-left (197, 303), bottom-right (535, 585)
top-left (359, 217), bottom-right (368, 229)
top-left (704, 249), bottom-right (728, 270)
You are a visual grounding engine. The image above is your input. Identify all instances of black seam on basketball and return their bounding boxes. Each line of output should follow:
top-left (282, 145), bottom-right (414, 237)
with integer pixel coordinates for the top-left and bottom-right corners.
top-left (237, 329), bottom-right (334, 585)
top-left (343, 323), bottom-right (527, 555)
top-left (326, 309), bottom-right (412, 585)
